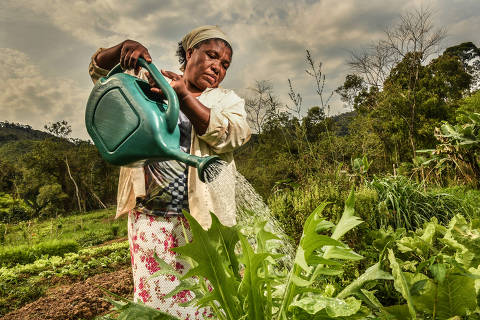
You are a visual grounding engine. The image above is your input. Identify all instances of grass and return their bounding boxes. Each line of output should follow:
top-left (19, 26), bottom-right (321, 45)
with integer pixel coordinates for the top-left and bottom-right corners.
top-left (1, 208), bottom-right (128, 248)
top-left (0, 209), bottom-right (131, 317)
top-left (369, 175), bottom-right (472, 230)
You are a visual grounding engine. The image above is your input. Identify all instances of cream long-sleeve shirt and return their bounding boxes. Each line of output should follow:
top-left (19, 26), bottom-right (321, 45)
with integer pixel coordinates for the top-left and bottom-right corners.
top-left (89, 49), bottom-right (251, 229)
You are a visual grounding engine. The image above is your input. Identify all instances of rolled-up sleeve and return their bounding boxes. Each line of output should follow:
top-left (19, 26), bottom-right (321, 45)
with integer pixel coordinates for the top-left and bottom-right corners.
top-left (198, 89), bottom-right (251, 154)
top-left (88, 48), bottom-right (109, 84)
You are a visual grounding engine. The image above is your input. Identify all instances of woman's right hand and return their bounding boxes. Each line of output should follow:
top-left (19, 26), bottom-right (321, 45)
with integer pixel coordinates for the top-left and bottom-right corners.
top-left (120, 40), bottom-right (152, 72)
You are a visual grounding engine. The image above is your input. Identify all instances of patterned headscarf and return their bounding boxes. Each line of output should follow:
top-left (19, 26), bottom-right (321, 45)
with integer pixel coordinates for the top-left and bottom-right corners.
top-left (180, 25), bottom-right (231, 71)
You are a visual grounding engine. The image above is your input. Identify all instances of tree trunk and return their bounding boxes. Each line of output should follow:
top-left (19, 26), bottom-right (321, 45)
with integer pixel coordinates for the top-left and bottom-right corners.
top-left (82, 181), bottom-right (107, 209)
top-left (64, 156), bottom-right (83, 212)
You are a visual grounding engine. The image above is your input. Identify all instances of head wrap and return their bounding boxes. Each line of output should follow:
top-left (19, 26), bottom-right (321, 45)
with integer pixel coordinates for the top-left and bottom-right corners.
top-left (180, 25), bottom-right (231, 71)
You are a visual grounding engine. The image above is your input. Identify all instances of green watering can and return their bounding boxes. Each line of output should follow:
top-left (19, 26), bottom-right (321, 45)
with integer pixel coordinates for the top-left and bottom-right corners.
top-left (85, 58), bottom-right (219, 182)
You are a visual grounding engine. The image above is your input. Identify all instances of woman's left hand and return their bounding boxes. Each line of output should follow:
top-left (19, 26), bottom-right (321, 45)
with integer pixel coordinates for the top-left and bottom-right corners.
top-left (149, 70), bottom-right (190, 100)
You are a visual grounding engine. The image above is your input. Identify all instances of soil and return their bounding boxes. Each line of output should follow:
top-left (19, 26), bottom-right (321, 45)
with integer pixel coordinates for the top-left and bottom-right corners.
top-left (1, 267), bottom-right (134, 320)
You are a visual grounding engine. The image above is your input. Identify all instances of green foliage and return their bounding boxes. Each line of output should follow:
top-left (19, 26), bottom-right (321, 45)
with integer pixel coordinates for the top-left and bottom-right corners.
top-left (98, 290), bottom-right (179, 320)
top-left (0, 239), bottom-right (79, 267)
top-left (105, 190), bottom-right (398, 320)
top-left (1, 208), bottom-right (126, 247)
top-left (377, 215), bottom-right (480, 319)
top-left (370, 175), bottom-right (469, 230)
top-left (0, 241), bottom-right (130, 316)
top-left (36, 183), bottom-right (68, 217)
top-left (0, 193), bottom-right (33, 223)
top-left (268, 176), bottom-right (351, 243)
top-left (351, 155), bottom-right (372, 184)
top-left (0, 121), bottom-right (119, 217)
top-left (428, 110), bottom-right (480, 186)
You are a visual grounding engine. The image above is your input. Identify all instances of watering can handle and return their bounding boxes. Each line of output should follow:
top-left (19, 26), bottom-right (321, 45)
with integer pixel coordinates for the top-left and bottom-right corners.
top-left (106, 58), bottom-right (179, 134)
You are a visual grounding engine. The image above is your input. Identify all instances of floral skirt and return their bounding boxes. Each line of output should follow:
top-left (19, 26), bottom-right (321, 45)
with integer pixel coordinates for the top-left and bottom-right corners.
top-left (128, 210), bottom-right (213, 319)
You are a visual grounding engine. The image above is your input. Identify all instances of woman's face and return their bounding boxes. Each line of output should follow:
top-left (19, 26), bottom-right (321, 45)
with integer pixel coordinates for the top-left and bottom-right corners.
top-left (183, 39), bottom-right (232, 92)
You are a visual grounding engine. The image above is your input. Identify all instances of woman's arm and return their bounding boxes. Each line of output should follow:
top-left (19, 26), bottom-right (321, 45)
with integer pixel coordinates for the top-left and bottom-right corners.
top-left (149, 70), bottom-right (211, 135)
top-left (95, 40), bottom-right (152, 71)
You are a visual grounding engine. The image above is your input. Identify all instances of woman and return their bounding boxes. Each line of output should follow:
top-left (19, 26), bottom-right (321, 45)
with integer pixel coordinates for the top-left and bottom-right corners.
top-left (88, 25), bottom-right (251, 319)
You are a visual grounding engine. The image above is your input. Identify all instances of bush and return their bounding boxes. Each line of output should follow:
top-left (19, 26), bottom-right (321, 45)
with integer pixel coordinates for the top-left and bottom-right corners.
top-left (0, 239), bottom-right (79, 267)
top-left (0, 193), bottom-right (33, 223)
top-left (268, 175), bottom-right (364, 243)
top-left (370, 175), bottom-right (470, 230)
top-left (77, 230), bottom-right (115, 247)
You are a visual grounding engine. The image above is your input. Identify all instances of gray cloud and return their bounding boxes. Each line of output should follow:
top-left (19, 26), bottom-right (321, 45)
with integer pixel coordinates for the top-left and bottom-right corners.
top-left (1, 0), bottom-right (479, 139)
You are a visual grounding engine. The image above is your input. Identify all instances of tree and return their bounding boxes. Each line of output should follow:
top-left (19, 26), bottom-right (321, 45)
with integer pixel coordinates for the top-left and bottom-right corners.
top-left (245, 80), bottom-right (281, 134)
top-left (36, 183), bottom-right (68, 217)
top-left (44, 120), bottom-right (72, 139)
top-left (349, 7), bottom-right (446, 90)
top-left (369, 50), bottom-right (471, 165)
top-left (335, 74), bottom-right (367, 111)
top-left (444, 42), bottom-right (480, 92)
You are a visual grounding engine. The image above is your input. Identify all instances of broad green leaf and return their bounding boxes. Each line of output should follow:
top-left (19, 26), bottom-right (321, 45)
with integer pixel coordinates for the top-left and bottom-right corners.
top-left (419, 221), bottom-right (436, 244)
top-left (112, 301), bottom-right (180, 320)
top-left (468, 265), bottom-right (480, 294)
top-left (430, 263), bottom-right (446, 284)
top-left (397, 235), bottom-right (430, 256)
top-left (289, 295), bottom-right (361, 317)
top-left (100, 288), bottom-right (180, 320)
top-left (325, 297), bottom-right (362, 317)
top-left (331, 189), bottom-right (363, 241)
top-left (382, 304), bottom-right (412, 319)
top-left (436, 275), bottom-right (476, 319)
top-left (172, 211), bottom-right (242, 319)
top-left (307, 255), bottom-right (342, 266)
top-left (292, 266), bottom-right (344, 288)
top-left (149, 253), bottom-right (184, 280)
top-left (323, 246), bottom-right (363, 261)
top-left (359, 289), bottom-right (383, 309)
top-left (255, 220), bottom-right (281, 253)
top-left (388, 249), bottom-right (417, 319)
top-left (303, 202), bottom-right (329, 235)
top-left (238, 233), bottom-right (271, 320)
top-left (337, 262), bottom-right (393, 299)
top-left (294, 246), bottom-right (312, 273)
top-left (315, 220), bottom-right (335, 233)
top-left (302, 235), bottom-right (344, 260)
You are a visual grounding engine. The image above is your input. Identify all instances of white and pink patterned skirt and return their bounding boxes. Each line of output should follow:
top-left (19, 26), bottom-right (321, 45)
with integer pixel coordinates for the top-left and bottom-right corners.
top-left (128, 210), bottom-right (214, 319)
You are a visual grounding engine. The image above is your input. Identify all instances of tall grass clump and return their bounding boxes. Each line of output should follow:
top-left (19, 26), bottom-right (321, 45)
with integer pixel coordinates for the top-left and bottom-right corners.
top-left (0, 239), bottom-right (79, 267)
top-left (370, 175), bottom-right (469, 230)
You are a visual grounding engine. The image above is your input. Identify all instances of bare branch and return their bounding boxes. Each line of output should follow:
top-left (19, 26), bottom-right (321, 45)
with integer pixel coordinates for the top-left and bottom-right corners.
top-left (349, 7), bottom-right (446, 87)
top-left (245, 80), bottom-right (280, 133)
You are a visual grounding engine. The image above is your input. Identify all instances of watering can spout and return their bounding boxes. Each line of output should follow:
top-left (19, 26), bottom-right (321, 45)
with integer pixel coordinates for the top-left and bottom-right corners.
top-left (160, 144), bottom-right (220, 183)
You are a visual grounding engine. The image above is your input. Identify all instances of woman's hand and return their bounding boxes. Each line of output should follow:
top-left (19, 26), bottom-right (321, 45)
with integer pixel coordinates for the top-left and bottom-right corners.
top-left (120, 40), bottom-right (152, 73)
top-left (147, 70), bottom-right (191, 100)
top-left (148, 69), bottom-right (210, 134)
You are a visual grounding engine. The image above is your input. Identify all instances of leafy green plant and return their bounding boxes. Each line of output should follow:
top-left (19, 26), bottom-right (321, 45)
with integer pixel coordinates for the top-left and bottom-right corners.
top-left (0, 241), bottom-right (130, 316)
top-left (422, 110), bottom-right (480, 187)
top-left (370, 175), bottom-right (468, 230)
top-left (104, 190), bottom-right (394, 319)
top-left (371, 215), bottom-right (480, 319)
top-left (351, 155), bottom-right (372, 184)
top-left (0, 239), bottom-right (79, 267)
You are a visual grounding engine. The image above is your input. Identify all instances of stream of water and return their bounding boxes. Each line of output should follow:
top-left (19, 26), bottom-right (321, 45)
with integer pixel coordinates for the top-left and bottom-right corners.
top-left (203, 161), bottom-right (295, 264)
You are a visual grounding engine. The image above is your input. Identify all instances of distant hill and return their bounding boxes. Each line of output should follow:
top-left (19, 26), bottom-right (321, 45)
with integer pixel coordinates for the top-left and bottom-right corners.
top-left (331, 110), bottom-right (356, 136)
top-left (0, 121), bottom-right (55, 162)
top-left (0, 121), bottom-right (53, 145)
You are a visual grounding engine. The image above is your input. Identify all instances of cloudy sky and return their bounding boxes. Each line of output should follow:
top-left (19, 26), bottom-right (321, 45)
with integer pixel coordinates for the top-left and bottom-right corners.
top-left (1, 0), bottom-right (479, 139)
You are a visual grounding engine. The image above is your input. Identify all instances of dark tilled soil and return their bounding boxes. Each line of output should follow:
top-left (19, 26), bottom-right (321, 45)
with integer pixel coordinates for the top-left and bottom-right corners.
top-left (1, 267), bottom-right (134, 320)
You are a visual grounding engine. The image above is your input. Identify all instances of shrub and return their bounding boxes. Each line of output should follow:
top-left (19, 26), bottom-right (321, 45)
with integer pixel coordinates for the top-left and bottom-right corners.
top-left (0, 193), bottom-right (33, 223)
top-left (77, 230), bottom-right (114, 247)
top-left (370, 175), bottom-right (469, 230)
top-left (0, 239), bottom-right (79, 267)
